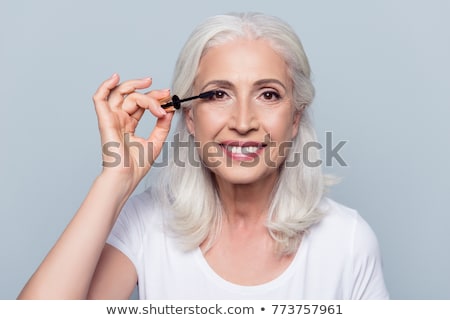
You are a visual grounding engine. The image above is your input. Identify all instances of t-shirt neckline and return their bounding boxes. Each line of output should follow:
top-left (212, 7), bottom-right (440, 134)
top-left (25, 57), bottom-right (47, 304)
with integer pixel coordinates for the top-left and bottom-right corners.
top-left (193, 232), bottom-right (309, 295)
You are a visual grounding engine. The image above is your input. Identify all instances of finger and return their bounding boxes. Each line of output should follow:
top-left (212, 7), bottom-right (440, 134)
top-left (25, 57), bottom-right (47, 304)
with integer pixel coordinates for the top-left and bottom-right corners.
top-left (145, 89), bottom-right (172, 101)
top-left (129, 107), bottom-right (146, 123)
top-left (122, 90), bottom-right (171, 118)
top-left (147, 113), bottom-right (175, 158)
top-left (108, 78), bottom-right (152, 108)
top-left (92, 73), bottom-right (120, 116)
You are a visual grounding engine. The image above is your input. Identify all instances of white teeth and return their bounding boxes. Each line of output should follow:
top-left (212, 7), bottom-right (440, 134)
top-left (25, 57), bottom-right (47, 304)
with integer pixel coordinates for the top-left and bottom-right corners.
top-left (226, 146), bottom-right (259, 154)
top-left (243, 146), bottom-right (258, 153)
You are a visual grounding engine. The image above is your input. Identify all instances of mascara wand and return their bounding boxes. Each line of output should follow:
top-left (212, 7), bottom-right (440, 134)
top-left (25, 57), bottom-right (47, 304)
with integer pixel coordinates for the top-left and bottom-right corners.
top-left (161, 90), bottom-right (216, 112)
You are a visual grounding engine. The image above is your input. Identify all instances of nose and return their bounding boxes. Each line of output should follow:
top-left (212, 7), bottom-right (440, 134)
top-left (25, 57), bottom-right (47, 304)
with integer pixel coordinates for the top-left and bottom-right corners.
top-left (228, 97), bottom-right (259, 134)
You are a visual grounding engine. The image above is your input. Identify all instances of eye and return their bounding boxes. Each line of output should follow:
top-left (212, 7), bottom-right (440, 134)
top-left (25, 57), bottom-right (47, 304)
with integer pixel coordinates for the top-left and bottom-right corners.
top-left (210, 90), bottom-right (228, 100)
top-left (261, 90), bottom-right (281, 101)
top-left (208, 90), bottom-right (228, 101)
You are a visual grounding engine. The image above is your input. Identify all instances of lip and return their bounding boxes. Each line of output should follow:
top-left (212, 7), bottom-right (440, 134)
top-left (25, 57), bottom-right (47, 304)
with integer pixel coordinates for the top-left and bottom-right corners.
top-left (220, 140), bottom-right (266, 147)
top-left (219, 140), bottom-right (267, 161)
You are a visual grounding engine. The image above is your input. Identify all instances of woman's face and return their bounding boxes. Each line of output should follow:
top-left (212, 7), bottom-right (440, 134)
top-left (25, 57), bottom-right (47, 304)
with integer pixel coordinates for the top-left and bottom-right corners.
top-left (186, 38), bottom-right (301, 186)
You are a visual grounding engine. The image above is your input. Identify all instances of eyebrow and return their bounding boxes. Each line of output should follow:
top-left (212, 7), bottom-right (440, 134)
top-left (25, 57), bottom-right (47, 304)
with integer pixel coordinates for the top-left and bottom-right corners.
top-left (200, 78), bottom-right (287, 92)
top-left (254, 78), bottom-right (287, 91)
top-left (200, 80), bottom-right (234, 92)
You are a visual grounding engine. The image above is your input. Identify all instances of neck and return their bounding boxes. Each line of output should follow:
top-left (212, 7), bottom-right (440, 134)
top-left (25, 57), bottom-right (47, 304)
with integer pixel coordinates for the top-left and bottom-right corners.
top-left (214, 172), bottom-right (279, 226)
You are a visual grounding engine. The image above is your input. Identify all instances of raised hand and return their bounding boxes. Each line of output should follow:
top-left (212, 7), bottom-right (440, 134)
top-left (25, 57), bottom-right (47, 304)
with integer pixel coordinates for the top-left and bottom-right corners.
top-left (92, 74), bottom-right (174, 187)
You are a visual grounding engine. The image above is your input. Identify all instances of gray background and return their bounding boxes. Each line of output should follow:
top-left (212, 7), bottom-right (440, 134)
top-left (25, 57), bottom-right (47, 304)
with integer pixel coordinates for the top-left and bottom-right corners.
top-left (1, 0), bottom-right (449, 299)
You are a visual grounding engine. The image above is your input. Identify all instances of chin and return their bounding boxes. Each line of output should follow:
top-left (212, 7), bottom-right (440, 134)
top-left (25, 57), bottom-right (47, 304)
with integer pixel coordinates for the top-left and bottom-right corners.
top-left (210, 165), bottom-right (279, 186)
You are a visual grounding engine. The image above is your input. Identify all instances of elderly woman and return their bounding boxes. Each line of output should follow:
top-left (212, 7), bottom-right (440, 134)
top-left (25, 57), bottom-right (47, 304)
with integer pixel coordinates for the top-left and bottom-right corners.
top-left (18, 12), bottom-right (388, 299)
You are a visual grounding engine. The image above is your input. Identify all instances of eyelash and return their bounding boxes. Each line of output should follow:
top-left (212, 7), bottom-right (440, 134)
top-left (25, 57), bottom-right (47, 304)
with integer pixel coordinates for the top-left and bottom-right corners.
top-left (260, 90), bottom-right (281, 101)
top-left (205, 89), bottom-right (282, 102)
top-left (209, 90), bottom-right (228, 100)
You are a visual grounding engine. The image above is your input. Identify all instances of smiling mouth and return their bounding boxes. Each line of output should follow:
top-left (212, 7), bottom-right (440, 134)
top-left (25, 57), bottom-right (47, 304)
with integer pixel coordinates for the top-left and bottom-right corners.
top-left (224, 145), bottom-right (260, 154)
top-left (219, 142), bottom-right (267, 158)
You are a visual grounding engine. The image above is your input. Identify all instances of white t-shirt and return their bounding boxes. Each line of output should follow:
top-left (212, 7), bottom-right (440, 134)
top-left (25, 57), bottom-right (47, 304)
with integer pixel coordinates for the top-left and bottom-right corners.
top-left (107, 189), bottom-right (389, 299)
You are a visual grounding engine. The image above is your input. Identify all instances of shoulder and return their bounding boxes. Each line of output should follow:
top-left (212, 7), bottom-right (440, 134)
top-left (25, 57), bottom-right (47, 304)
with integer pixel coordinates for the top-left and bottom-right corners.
top-left (313, 198), bottom-right (378, 247)
top-left (306, 197), bottom-right (383, 265)
top-left (123, 188), bottom-right (158, 213)
top-left (307, 198), bottom-right (389, 299)
top-left (107, 188), bottom-right (168, 259)
top-left (121, 188), bottom-right (163, 220)
top-left (317, 197), bottom-right (360, 225)
top-left (110, 188), bottom-right (166, 240)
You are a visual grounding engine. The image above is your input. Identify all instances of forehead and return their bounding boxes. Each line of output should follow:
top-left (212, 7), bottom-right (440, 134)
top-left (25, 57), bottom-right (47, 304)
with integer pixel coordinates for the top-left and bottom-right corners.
top-left (195, 39), bottom-right (290, 86)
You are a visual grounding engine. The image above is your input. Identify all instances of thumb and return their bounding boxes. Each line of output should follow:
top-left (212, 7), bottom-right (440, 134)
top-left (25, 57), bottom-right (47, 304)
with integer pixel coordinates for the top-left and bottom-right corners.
top-left (147, 112), bottom-right (174, 160)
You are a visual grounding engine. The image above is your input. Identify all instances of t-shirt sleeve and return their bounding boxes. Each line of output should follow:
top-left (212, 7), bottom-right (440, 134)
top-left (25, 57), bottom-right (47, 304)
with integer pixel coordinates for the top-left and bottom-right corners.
top-left (106, 195), bottom-right (145, 269)
top-left (350, 215), bottom-right (390, 299)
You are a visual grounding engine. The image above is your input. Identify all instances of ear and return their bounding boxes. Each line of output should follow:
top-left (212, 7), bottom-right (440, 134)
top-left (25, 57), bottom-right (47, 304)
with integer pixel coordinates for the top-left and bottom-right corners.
top-left (184, 107), bottom-right (195, 135)
top-left (291, 109), bottom-right (302, 139)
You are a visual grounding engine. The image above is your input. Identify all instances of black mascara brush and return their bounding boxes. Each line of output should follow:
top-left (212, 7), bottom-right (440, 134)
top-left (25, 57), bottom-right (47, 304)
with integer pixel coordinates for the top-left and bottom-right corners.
top-left (160, 90), bottom-right (216, 112)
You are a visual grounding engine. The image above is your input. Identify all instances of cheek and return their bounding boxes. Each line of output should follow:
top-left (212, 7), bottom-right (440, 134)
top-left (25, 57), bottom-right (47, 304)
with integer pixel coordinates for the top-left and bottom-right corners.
top-left (192, 108), bottom-right (226, 138)
top-left (264, 111), bottom-right (297, 141)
